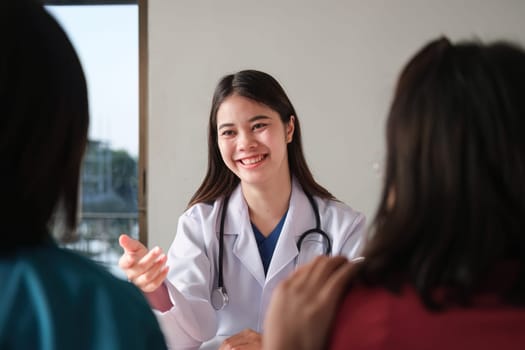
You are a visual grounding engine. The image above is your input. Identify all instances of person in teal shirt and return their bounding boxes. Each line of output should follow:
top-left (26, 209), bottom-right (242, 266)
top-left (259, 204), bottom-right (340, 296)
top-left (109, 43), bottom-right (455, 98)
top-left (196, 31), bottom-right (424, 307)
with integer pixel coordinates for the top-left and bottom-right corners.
top-left (0, 1), bottom-right (167, 349)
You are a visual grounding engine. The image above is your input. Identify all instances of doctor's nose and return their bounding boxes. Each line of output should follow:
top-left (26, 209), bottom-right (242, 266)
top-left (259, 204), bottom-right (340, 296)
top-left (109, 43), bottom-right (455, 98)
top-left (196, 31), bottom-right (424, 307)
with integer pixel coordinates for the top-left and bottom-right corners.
top-left (237, 132), bottom-right (257, 151)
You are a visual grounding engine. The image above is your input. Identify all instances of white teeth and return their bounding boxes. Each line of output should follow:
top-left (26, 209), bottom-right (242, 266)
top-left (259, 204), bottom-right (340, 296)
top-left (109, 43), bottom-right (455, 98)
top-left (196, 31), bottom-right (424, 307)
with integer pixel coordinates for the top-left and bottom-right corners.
top-left (242, 155), bottom-right (264, 165)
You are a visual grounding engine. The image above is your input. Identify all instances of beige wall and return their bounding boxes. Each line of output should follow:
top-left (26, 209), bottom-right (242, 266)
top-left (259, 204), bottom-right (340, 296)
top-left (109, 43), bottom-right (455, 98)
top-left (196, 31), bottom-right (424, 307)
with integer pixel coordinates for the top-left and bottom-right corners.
top-left (147, 0), bottom-right (525, 250)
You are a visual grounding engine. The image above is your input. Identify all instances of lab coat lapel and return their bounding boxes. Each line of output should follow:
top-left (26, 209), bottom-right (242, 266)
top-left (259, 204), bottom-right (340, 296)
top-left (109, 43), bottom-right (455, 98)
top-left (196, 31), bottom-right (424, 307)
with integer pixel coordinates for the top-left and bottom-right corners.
top-left (228, 187), bottom-right (267, 287)
top-left (265, 179), bottom-right (312, 281)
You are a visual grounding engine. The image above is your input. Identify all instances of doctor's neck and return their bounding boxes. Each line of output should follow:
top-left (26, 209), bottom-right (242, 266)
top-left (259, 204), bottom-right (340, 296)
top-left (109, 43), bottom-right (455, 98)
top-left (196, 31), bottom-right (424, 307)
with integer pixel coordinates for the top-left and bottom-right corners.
top-left (241, 177), bottom-right (292, 236)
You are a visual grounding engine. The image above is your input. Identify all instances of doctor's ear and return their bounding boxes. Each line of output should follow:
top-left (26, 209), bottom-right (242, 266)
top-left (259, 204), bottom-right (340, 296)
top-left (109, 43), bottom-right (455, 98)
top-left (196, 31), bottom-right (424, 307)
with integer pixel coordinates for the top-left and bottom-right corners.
top-left (286, 115), bottom-right (295, 143)
top-left (387, 186), bottom-right (396, 211)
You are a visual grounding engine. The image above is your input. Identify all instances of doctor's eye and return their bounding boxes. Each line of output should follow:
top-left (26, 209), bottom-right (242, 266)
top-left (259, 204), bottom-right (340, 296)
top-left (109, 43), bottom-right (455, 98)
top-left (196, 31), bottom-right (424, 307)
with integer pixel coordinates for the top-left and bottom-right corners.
top-left (252, 123), bottom-right (268, 131)
top-left (220, 129), bottom-right (236, 137)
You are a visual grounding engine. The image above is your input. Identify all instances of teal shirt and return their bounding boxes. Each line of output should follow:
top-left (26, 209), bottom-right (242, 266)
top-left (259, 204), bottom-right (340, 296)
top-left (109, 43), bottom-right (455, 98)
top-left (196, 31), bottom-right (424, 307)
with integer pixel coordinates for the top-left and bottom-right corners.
top-left (0, 240), bottom-right (167, 350)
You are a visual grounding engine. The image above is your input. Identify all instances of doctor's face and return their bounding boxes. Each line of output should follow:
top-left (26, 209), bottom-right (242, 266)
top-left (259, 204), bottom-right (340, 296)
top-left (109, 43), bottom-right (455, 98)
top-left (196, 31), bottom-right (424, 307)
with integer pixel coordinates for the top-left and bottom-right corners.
top-left (216, 94), bottom-right (294, 188)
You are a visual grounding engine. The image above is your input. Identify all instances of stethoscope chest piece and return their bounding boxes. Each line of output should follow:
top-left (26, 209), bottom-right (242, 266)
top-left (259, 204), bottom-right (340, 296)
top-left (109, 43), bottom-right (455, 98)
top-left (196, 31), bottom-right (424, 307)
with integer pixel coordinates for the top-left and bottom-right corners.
top-left (211, 286), bottom-right (229, 310)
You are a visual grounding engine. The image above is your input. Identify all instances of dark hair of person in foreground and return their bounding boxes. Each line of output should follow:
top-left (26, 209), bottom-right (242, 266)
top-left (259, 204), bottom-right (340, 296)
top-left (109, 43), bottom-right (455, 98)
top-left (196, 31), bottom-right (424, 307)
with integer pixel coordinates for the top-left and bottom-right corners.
top-left (358, 36), bottom-right (525, 309)
top-left (0, 0), bottom-right (88, 249)
top-left (0, 1), bottom-right (167, 349)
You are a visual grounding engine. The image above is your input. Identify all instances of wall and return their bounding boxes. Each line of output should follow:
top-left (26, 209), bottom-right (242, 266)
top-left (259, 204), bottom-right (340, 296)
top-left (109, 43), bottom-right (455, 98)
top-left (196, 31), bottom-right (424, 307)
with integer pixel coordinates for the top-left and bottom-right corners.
top-left (147, 0), bottom-right (525, 250)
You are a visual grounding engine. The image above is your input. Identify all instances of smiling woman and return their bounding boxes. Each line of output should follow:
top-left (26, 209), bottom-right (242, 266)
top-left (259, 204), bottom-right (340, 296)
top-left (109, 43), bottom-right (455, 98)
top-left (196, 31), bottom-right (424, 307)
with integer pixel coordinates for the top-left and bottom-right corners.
top-left (117, 69), bottom-right (366, 350)
top-left (43, 1), bottom-right (143, 278)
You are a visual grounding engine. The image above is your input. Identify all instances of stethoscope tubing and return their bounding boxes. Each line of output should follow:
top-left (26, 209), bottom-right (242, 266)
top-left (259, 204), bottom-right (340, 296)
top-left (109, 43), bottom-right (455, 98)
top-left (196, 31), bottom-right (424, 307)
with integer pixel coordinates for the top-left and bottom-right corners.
top-left (217, 189), bottom-right (229, 295)
top-left (297, 193), bottom-right (332, 255)
top-left (213, 192), bottom-right (331, 310)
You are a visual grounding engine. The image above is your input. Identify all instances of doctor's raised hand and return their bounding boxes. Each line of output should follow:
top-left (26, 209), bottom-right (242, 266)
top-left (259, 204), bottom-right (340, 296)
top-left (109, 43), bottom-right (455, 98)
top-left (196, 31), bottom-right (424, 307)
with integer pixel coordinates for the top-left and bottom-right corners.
top-left (119, 234), bottom-right (169, 293)
top-left (119, 70), bottom-right (366, 350)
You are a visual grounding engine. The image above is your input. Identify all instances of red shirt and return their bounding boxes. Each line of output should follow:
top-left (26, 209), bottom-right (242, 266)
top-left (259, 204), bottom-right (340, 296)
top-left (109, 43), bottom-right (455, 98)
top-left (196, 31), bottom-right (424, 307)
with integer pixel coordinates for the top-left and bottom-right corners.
top-left (330, 284), bottom-right (525, 350)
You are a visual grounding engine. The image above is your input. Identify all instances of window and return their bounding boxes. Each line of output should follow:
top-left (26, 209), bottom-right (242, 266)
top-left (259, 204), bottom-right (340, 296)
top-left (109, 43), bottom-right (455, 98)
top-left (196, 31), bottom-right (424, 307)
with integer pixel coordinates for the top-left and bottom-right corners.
top-left (45, 0), bottom-right (147, 278)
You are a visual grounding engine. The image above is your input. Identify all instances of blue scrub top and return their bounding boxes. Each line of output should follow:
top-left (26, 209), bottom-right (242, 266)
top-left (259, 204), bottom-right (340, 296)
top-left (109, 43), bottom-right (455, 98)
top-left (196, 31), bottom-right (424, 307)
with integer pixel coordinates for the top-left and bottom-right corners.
top-left (252, 211), bottom-right (288, 275)
top-left (0, 238), bottom-right (167, 350)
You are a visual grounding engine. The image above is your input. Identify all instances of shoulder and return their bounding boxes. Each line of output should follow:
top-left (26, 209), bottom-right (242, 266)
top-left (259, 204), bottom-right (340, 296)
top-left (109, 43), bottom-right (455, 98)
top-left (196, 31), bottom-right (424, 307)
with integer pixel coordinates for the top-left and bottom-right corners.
top-left (1, 244), bottom-right (166, 348)
top-left (174, 198), bottom-right (227, 245)
top-left (317, 197), bottom-right (361, 215)
top-left (179, 199), bottom-right (224, 229)
top-left (315, 196), bottom-right (366, 227)
top-left (57, 250), bottom-right (166, 345)
top-left (54, 246), bottom-right (152, 303)
top-left (11, 245), bottom-right (154, 315)
top-left (330, 284), bottom-right (394, 349)
top-left (183, 199), bottom-right (220, 218)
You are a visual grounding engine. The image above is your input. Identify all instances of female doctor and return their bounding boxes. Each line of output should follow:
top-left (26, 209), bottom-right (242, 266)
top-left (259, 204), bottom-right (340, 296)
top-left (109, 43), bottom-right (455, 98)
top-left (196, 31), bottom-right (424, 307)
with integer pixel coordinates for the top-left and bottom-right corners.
top-left (119, 70), bottom-right (365, 350)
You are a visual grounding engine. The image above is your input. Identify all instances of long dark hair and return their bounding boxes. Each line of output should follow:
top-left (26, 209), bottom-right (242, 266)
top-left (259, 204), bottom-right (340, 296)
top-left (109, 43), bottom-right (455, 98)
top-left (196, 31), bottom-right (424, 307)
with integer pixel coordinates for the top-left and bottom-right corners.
top-left (359, 37), bottom-right (525, 308)
top-left (188, 69), bottom-right (333, 207)
top-left (0, 0), bottom-right (89, 249)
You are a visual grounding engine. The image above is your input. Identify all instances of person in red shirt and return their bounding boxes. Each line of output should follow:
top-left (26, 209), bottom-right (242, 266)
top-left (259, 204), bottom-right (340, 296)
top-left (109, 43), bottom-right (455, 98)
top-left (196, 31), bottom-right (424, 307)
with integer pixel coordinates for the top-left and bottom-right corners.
top-left (263, 36), bottom-right (525, 350)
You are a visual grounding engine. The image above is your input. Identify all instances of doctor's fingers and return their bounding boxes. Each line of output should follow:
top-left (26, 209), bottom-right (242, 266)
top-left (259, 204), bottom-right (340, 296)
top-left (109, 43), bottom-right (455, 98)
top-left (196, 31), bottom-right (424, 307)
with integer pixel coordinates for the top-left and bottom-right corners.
top-left (118, 243), bottom-right (150, 270)
top-left (123, 246), bottom-right (166, 282)
top-left (219, 329), bottom-right (262, 350)
top-left (119, 234), bottom-right (147, 254)
top-left (118, 252), bottom-right (137, 270)
top-left (133, 263), bottom-right (169, 293)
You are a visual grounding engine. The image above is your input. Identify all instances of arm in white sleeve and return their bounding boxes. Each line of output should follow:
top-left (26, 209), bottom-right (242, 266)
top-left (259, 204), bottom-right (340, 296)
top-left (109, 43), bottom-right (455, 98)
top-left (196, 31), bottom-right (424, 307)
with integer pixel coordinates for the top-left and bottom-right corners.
top-left (154, 208), bottom-right (219, 349)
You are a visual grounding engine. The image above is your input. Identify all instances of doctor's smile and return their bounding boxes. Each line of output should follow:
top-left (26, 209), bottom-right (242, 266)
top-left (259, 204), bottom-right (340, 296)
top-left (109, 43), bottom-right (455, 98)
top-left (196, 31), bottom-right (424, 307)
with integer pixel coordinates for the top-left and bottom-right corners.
top-left (238, 154), bottom-right (267, 167)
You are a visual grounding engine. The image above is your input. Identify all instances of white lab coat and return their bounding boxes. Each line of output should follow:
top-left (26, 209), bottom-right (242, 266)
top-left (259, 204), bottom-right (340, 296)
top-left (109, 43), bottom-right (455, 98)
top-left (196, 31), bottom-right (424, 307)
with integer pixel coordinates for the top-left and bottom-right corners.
top-left (155, 178), bottom-right (366, 349)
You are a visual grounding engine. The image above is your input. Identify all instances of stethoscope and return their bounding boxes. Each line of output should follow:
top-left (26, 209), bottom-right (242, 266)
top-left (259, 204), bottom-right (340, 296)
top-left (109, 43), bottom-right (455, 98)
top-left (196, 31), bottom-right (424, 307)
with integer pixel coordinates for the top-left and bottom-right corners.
top-left (211, 193), bottom-right (332, 310)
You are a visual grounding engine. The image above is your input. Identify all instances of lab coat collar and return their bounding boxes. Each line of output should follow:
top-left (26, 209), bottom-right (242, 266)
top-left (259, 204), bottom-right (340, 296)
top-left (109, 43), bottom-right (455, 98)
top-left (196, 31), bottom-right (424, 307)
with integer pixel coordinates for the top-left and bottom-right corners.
top-left (265, 177), bottom-right (313, 281)
top-left (226, 185), bottom-right (267, 286)
top-left (224, 178), bottom-right (314, 286)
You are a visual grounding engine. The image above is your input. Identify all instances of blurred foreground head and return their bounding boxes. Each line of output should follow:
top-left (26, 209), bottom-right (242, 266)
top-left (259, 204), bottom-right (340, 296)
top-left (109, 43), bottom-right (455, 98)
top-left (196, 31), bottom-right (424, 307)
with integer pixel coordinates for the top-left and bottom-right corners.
top-left (0, 0), bottom-right (89, 248)
top-left (364, 36), bottom-right (525, 306)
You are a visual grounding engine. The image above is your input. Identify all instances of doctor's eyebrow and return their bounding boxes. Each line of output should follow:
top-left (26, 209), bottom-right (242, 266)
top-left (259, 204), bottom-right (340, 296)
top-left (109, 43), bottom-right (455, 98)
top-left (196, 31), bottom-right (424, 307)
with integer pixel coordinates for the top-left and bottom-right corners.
top-left (217, 115), bottom-right (271, 130)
